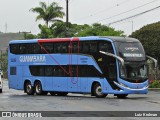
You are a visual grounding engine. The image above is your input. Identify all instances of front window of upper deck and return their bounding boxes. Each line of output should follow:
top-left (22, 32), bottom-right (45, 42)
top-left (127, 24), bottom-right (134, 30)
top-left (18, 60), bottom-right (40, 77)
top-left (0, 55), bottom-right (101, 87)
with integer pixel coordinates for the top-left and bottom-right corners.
top-left (115, 41), bottom-right (146, 61)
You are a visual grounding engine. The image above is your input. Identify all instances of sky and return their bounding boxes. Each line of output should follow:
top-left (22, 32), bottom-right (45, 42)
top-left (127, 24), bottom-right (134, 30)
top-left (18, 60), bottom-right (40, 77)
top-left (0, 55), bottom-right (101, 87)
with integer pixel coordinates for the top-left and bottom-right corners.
top-left (0, 0), bottom-right (160, 36)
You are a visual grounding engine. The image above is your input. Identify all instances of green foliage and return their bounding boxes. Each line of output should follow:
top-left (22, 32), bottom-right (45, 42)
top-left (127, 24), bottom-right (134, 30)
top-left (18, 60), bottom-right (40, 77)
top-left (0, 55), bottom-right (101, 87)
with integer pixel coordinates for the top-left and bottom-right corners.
top-left (131, 22), bottom-right (160, 65)
top-left (26, 34), bottom-right (37, 39)
top-left (30, 2), bottom-right (124, 38)
top-left (149, 80), bottom-right (160, 88)
top-left (37, 22), bottom-right (125, 38)
top-left (75, 23), bottom-right (125, 37)
top-left (30, 2), bottom-right (65, 27)
top-left (0, 52), bottom-right (8, 73)
top-left (38, 24), bottom-right (54, 38)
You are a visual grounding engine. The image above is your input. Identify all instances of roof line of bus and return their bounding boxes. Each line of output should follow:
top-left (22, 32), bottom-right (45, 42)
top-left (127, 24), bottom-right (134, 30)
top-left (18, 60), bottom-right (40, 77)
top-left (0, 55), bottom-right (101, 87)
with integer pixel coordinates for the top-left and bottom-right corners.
top-left (9, 36), bottom-right (111, 44)
top-left (9, 36), bottom-right (136, 44)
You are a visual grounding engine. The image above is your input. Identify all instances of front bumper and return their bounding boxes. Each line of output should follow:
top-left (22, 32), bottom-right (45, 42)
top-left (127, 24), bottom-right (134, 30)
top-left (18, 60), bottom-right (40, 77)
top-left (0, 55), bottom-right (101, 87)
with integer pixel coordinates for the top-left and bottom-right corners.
top-left (113, 81), bottom-right (148, 94)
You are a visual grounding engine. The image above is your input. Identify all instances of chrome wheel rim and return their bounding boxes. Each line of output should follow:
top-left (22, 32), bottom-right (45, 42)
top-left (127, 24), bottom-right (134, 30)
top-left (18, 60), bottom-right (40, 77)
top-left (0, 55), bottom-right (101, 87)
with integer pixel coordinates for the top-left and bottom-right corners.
top-left (36, 84), bottom-right (41, 93)
top-left (27, 84), bottom-right (31, 93)
top-left (96, 86), bottom-right (102, 96)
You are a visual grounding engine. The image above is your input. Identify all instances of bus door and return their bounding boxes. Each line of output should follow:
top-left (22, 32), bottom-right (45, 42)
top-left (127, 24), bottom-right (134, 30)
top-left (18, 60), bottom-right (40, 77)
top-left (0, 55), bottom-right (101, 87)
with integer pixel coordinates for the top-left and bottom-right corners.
top-left (98, 41), bottom-right (118, 89)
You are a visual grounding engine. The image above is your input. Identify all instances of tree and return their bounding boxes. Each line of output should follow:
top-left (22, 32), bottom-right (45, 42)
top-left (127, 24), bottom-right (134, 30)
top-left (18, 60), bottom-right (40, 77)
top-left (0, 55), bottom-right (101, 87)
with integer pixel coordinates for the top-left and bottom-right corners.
top-left (130, 22), bottom-right (160, 79)
top-left (50, 21), bottom-right (90, 37)
top-left (38, 24), bottom-right (54, 38)
top-left (37, 22), bottom-right (125, 38)
top-left (26, 34), bottom-right (37, 39)
top-left (131, 22), bottom-right (160, 65)
top-left (30, 2), bottom-right (65, 28)
top-left (0, 51), bottom-right (8, 78)
top-left (74, 23), bottom-right (125, 37)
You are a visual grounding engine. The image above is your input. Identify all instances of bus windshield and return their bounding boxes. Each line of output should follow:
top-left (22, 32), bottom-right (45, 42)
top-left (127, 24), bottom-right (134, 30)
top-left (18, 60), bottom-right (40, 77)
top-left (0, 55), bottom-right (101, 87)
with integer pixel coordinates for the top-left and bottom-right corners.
top-left (115, 42), bottom-right (146, 61)
top-left (120, 62), bottom-right (148, 81)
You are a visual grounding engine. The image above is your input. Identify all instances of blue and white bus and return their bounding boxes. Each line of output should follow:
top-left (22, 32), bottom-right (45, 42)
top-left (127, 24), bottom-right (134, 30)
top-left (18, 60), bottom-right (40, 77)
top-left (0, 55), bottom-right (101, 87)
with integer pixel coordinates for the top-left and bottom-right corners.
top-left (8, 36), bottom-right (157, 98)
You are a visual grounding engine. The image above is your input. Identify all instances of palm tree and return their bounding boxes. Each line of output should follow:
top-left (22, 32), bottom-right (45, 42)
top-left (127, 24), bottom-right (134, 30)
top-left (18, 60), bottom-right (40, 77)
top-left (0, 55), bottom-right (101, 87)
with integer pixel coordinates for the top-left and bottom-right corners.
top-left (30, 2), bottom-right (65, 28)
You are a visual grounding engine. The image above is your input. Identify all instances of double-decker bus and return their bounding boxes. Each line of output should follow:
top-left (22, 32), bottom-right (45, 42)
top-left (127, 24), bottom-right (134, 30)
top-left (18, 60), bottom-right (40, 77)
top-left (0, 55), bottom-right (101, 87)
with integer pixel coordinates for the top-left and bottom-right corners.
top-left (8, 36), bottom-right (157, 98)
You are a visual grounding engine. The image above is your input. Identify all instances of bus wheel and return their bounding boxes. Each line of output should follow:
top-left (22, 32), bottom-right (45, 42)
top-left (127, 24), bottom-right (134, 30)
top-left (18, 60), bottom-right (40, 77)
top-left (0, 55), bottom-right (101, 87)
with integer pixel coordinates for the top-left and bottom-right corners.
top-left (116, 94), bottom-right (128, 99)
top-left (25, 81), bottom-right (34, 95)
top-left (35, 81), bottom-right (43, 95)
top-left (93, 83), bottom-right (107, 98)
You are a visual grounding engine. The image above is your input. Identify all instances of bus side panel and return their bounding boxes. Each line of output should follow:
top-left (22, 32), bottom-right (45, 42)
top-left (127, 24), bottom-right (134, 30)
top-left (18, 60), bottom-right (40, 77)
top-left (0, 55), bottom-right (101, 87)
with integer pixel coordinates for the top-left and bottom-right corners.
top-left (8, 66), bottom-right (17, 89)
top-left (44, 77), bottom-right (53, 91)
top-left (80, 77), bottom-right (89, 93)
top-left (53, 77), bottom-right (68, 92)
top-left (68, 77), bottom-right (81, 92)
top-left (8, 66), bottom-right (23, 90)
top-left (17, 66), bottom-right (23, 89)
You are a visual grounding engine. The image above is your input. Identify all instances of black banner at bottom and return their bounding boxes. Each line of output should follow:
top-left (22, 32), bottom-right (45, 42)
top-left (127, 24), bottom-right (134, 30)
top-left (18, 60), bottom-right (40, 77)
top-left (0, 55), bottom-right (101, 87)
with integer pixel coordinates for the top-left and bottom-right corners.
top-left (0, 111), bottom-right (160, 117)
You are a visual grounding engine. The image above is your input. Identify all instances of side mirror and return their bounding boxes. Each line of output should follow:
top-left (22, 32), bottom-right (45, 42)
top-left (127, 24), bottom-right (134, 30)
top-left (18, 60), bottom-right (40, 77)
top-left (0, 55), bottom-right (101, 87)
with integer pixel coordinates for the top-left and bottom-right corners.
top-left (146, 56), bottom-right (157, 68)
top-left (99, 51), bottom-right (125, 67)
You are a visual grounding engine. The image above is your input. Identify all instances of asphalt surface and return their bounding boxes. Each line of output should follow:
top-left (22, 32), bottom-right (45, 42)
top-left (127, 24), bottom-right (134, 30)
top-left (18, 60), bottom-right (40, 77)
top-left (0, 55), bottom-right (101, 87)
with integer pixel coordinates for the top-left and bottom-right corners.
top-left (0, 79), bottom-right (160, 119)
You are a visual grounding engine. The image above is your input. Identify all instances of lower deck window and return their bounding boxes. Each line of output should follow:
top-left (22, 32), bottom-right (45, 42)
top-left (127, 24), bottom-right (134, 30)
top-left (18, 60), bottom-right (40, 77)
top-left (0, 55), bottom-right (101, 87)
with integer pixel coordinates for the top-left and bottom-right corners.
top-left (29, 65), bottom-right (102, 77)
top-left (10, 67), bottom-right (16, 75)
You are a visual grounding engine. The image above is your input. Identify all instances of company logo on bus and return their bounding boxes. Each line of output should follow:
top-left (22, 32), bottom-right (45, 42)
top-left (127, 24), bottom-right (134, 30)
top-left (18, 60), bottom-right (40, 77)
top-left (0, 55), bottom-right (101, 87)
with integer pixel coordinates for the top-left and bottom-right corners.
top-left (19, 56), bottom-right (46, 63)
top-left (125, 47), bottom-right (139, 51)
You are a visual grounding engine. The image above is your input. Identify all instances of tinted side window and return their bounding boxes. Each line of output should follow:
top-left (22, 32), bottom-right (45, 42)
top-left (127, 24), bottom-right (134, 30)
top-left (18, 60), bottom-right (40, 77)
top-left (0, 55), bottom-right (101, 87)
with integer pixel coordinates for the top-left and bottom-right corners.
top-left (19, 44), bottom-right (28, 54)
top-left (81, 42), bottom-right (90, 53)
top-left (54, 66), bottom-right (66, 76)
top-left (45, 66), bottom-right (54, 76)
top-left (90, 42), bottom-right (97, 53)
top-left (80, 41), bottom-right (98, 53)
top-left (41, 43), bottom-right (54, 54)
top-left (29, 66), bottom-right (44, 76)
top-left (79, 65), bottom-right (101, 77)
top-left (72, 42), bottom-right (79, 53)
top-left (10, 67), bottom-right (16, 75)
top-left (29, 65), bottom-right (101, 77)
top-left (10, 44), bottom-right (19, 54)
top-left (54, 42), bottom-right (69, 53)
top-left (99, 41), bottom-right (114, 53)
top-left (31, 44), bottom-right (41, 54)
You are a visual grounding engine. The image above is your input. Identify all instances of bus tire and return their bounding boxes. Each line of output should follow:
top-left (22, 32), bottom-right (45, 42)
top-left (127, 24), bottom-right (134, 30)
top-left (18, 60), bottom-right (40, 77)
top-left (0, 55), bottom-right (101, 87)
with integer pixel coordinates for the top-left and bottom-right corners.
top-left (93, 83), bottom-right (107, 98)
top-left (25, 81), bottom-right (34, 95)
top-left (35, 81), bottom-right (43, 95)
top-left (116, 94), bottom-right (128, 99)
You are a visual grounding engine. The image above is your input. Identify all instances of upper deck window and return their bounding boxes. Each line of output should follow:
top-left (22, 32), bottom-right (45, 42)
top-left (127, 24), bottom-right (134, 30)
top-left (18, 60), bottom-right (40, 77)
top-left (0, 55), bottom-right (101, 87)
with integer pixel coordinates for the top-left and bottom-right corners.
top-left (115, 41), bottom-right (145, 61)
top-left (10, 44), bottom-right (19, 54)
top-left (99, 41), bottom-right (114, 53)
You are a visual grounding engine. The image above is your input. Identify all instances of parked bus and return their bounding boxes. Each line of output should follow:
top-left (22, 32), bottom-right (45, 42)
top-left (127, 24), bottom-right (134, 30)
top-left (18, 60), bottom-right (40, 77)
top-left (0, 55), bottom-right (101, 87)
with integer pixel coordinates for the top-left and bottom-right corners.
top-left (8, 36), bottom-right (157, 98)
